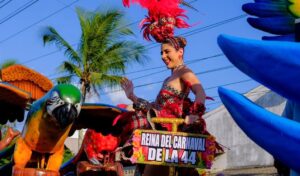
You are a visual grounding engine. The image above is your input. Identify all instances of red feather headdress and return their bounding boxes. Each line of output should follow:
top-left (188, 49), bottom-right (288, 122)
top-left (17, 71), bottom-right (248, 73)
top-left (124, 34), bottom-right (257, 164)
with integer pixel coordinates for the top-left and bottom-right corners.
top-left (123, 0), bottom-right (190, 42)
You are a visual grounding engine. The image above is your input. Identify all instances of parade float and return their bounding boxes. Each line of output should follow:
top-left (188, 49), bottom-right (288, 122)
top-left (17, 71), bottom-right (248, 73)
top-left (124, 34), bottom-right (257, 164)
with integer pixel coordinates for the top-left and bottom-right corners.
top-left (217, 0), bottom-right (300, 173)
top-left (0, 65), bottom-right (219, 176)
top-left (0, 1), bottom-right (223, 175)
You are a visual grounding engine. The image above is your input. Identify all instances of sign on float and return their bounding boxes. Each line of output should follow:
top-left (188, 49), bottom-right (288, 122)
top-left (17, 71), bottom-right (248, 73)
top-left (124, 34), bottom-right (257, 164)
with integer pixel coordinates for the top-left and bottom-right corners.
top-left (130, 129), bottom-right (216, 168)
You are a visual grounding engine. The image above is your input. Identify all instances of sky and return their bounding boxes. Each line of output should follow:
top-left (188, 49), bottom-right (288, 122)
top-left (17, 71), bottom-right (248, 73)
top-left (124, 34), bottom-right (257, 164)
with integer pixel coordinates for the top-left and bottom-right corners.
top-left (0, 0), bottom-right (267, 117)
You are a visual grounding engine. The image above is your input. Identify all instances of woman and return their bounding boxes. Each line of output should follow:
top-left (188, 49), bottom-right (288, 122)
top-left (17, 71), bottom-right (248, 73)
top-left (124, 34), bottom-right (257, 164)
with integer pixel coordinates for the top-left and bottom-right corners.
top-left (115, 36), bottom-right (221, 176)
top-left (121, 36), bottom-right (206, 131)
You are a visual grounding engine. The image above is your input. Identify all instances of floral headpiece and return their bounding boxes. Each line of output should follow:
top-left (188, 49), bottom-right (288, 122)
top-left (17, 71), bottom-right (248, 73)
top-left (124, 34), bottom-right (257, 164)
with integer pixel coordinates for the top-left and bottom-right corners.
top-left (123, 0), bottom-right (190, 42)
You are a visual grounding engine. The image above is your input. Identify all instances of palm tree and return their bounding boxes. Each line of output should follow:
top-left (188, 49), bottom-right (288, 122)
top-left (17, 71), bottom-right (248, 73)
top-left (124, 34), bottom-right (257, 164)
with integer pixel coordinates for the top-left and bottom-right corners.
top-left (42, 8), bottom-right (147, 148)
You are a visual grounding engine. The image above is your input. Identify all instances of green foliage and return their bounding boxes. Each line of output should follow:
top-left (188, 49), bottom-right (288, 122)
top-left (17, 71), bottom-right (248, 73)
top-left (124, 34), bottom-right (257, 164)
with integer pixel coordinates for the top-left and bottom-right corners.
top-left (42, 7), bottom-right (148, 150)
top-left (0, 156), bottom-right (10, 166)
top-left (0, 59), bottom-right (17, 69)
top-left (42, 8), bottom-right (148, 101)
top-left (62, 145), bottom-right (74, 164)
top-left (0, 133), bottom-right (19, 167)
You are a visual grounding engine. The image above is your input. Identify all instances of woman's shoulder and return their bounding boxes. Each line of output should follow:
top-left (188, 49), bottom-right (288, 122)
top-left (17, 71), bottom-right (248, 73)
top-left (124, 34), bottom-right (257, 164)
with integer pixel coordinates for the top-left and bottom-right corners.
top-left (178, 66), bottom-right (200, 85)
top-left (178, 65), bottom-right (196, 77)
top-left (181, 65), bottom-right (192, 71)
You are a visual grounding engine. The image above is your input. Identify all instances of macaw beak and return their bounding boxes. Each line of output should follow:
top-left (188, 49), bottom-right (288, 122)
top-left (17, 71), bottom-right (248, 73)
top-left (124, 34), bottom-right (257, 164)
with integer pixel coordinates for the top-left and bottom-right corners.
top-left (52, 103), bottom-right (78, 129)
top-left (66, 103), bottom-right (71, 112)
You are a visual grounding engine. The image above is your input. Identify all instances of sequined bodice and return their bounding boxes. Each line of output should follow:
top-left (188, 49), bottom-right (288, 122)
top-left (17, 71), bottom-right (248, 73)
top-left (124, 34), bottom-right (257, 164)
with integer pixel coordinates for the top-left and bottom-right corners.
top-left (154, 82), bottom-right (190, 119)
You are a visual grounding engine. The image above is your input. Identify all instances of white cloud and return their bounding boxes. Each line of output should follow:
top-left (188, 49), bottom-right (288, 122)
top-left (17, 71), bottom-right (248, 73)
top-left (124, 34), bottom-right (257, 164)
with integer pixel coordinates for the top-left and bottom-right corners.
top-left (105, 86), bottom-right (132, 105)
top-left (85, 91), bottom-right (100, 103)
top-left (145, 84), bottom-right (155, 91)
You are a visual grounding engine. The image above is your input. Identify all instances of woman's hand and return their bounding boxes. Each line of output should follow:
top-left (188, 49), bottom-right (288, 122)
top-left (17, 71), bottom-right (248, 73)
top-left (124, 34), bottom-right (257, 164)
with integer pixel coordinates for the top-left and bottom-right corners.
top-left (121, 77), bottom-right (137, 102)
top-left (184, 114), bottom-right (199, 125)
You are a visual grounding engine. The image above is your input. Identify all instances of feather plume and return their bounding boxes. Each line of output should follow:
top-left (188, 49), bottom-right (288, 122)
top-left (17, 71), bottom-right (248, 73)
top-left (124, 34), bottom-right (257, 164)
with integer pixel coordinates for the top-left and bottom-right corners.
top-left (122, 0), bottom-right (190, 42)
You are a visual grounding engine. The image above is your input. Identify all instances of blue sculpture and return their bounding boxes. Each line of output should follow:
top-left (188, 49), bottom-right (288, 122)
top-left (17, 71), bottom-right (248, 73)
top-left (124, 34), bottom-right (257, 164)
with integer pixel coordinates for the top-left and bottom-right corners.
top-left (217, 0), bottom-right (300, 173)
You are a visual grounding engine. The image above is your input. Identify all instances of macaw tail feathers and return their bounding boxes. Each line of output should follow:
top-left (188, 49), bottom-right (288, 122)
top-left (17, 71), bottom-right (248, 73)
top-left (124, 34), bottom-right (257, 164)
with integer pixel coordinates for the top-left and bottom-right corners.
top-left (242, 0), bottom-right (300, 41)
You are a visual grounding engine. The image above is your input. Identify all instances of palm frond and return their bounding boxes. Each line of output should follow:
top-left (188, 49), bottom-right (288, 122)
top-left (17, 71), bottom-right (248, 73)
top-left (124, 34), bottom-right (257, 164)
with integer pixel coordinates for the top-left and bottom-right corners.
top-left (96, 41), bottom-right (147, 69)
top-left (92, 45), bottom-right (126, 74)
top-left (103, 41), bottom-right (148, 65)
top-left (43, 8), bottom-right (148, 99)
top-left (91, 84), bottom-right (101, 98)
top-left (90, 72), bottom-right (122, 88)
top-left (180, 0), bottom-right (198, 11)
top-left (119, 28), bottom-right (134, 36)
top-left (89, 11), bottom-right (120, 51)
top-left (58, 61), bottom-right (82, 78)
top-left (56, 74), bottom-right (73, 84)
top-left (76, 8), bottom-right (91, 69)
top-left (121, 41), bottom-right (149, 64)
top-left (42, 26), bottom-right (81, 65)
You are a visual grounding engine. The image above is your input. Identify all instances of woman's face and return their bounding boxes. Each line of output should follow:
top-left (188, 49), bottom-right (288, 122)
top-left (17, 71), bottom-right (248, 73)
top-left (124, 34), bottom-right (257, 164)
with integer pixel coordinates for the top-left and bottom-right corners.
top-left (161, 43), bottom-right (183, 69)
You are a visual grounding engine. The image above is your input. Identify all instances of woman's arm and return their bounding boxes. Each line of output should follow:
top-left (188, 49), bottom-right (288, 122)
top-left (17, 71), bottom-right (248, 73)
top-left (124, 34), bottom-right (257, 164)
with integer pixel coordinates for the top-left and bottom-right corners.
top-left (121, 77), bottom-right (151, 111)
top-left (121, 78), bottom-right (138, 103)
top-left (181, 70), bottom-right (206, 104)
top-left (181, 70), bottom-right (206, 124)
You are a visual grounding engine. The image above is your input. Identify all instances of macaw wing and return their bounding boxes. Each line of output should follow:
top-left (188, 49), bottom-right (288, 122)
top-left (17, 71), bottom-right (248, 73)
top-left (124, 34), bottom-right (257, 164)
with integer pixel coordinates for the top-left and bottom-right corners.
top-left (242, 0), bottom-right (300, 41)
top-left (70, 103), bottom-right (127, 136)
top-left (0, 64), bottom-right (53, 124)
top-left (0, 82), bottom-right (31, 124)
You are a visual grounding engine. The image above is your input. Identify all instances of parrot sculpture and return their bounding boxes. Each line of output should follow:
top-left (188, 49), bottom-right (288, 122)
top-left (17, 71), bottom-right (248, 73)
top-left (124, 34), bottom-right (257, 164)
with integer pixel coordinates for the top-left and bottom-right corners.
top-left (0, 65), bottom-right (128, 175)
top-left (13, 83), bottom-right (82, 171)
top-left (216, 0), bottom-right (300, 173)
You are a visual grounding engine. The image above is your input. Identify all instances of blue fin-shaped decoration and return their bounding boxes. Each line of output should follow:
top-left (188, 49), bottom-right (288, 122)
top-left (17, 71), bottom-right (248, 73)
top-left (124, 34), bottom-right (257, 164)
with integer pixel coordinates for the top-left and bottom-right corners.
top-left (243, 3), bottom-right (289, 17)
top-left (218, 87), bottom-right (300, 172)
top-left (262, 34), bottom-right (295, 41)
top-left (254, 0), bottom-right (286, 3)
top-left (247, 17), bottom-right (294, 35)
top-left (217, 34), bottom-right (300, 104)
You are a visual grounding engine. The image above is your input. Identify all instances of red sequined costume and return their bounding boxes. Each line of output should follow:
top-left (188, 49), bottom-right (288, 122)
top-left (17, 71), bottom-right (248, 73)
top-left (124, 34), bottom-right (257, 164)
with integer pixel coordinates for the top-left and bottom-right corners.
top-left (114, 79), bottom-right (219, 176)
top-left (114, 78), bottom-right (210, 144)
top-left (153, 79), bottom-right (206, 131)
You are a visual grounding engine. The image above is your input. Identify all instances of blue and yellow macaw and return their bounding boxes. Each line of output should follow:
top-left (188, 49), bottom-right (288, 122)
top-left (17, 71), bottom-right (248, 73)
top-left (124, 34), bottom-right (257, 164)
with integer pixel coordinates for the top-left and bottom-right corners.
top-left (13, 84), bottom-right (82, 171)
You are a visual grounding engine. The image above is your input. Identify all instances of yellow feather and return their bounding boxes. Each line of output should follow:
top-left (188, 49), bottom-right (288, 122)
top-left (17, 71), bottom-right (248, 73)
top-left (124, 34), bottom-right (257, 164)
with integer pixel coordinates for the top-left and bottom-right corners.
top-left (289, 0), bottom-right (300, 17)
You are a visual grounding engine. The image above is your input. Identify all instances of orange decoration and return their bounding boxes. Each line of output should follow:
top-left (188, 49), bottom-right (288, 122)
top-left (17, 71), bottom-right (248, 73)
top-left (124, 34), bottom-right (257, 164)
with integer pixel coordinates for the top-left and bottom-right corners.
top-left (1, 65), bottom-right (53, 100)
